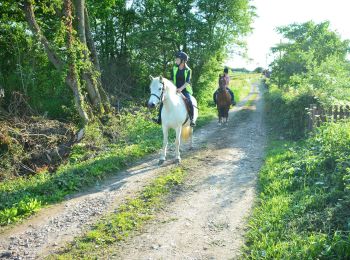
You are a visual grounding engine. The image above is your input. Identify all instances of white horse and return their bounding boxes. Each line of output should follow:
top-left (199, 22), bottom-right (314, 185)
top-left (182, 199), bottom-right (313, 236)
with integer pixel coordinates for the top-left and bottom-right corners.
top-left (148, 76), bottom-right (198, 165)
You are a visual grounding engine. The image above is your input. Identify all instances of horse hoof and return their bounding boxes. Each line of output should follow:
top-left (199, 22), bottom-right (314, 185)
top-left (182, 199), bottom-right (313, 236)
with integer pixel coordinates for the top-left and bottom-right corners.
top-left (175, 159), bottom-right (181, 165)
top-left (158, 159), bottom-right (165, 166)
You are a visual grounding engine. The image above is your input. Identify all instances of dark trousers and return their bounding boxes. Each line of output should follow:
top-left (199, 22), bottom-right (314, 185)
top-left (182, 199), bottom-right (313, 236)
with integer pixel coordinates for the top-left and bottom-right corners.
top-left (157, 90), bottom-right (194, 122)
top-left (213, 88), bottom-right (234, 104)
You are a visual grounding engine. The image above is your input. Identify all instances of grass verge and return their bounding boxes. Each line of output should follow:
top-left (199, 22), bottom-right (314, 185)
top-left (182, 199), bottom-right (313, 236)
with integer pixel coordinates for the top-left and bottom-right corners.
top-left (244, 120), bottom-right (350, 259)
top-left (47, 167), bottom-right (186, 259)
top-left (231, 73), bottom-right (260, 104)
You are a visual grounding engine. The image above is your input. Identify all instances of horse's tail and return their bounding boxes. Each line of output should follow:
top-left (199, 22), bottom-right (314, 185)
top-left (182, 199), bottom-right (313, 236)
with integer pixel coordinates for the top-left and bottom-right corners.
top-left (181, 126), bottom-right (192, 141)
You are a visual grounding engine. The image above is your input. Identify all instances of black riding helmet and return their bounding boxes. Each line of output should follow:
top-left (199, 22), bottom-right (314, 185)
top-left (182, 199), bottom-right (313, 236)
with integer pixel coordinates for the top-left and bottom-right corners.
top-left (224, 67), bottom-right (229, 73)
top-left (175, 51), bottom-right (189, 62)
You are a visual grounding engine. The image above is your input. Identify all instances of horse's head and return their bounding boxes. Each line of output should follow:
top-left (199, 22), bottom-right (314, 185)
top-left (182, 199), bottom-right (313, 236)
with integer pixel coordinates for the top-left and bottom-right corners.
top-left (219, 74), bottom-right (226, 90)
top-left (148, 75), bottom-right (164, 108)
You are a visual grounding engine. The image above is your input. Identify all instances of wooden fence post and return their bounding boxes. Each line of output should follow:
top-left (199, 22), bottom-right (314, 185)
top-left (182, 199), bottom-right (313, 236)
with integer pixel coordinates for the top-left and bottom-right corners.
top-left (307, 104), bottom-right (314, 131)
top-left (306, 103), bottom-right (350, 132)
top-left (345, 105), bottom-right (350, 118)
top-left (339, 106), bottom-right (344, 120)
top-left (334, 105), bottom-right (339, 122)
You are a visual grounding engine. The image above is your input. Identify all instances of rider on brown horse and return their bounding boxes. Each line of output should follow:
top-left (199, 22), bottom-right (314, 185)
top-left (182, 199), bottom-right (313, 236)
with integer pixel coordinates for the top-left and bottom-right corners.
top-left (213, 68), bottom-right (235, 105)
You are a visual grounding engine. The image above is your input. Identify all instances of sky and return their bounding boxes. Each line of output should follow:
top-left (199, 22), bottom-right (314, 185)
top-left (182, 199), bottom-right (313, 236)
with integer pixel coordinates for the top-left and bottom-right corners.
top-left (225, 0), bottom-right (350, 71)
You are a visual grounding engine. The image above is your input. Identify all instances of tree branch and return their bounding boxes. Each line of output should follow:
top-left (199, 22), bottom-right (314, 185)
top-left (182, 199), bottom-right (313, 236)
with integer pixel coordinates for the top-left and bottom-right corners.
top-left (21, 1), bottom-right (64, 70)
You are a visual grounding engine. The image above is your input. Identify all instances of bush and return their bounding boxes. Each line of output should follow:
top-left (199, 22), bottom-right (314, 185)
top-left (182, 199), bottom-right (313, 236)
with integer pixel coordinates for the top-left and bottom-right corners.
top-left (265, 85), bottom-right (317, 139)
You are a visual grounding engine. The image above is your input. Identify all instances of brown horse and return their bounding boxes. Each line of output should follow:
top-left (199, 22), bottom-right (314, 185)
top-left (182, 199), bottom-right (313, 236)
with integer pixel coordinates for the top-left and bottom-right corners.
top-left (216, 75), bottom-right (231, 124)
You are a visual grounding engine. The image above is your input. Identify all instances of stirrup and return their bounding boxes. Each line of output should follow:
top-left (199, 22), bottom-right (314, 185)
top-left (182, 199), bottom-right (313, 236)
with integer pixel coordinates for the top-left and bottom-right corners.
top-left (190, 120), bottom-right (196, 127)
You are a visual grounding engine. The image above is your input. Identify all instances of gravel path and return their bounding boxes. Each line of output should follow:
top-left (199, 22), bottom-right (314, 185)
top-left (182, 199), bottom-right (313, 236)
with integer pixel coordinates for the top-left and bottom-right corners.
top-left (112, 82), bottom-right (266, 259)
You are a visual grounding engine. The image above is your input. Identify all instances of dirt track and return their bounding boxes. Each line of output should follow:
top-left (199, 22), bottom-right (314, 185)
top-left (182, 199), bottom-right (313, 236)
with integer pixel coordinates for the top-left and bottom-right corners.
top-left (113, 82), bottom-right (266, 259)
top-left (0, 81), bottom-right (266, 259)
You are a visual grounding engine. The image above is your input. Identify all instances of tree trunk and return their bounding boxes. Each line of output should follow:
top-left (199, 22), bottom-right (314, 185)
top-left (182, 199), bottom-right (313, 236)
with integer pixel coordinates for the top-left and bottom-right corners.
top-left (83, 6), bottom-right (111, 112)
top-left (64, 0), bottom-right (89, 123)
top-left (21, 0), bottom-right (89, 123)
top-left (65, 73), bottom-right (89, 124)
top-left (74, 0), bottom-right (86, 44)
top-left (73, 0), bottom-right (102, 110)
top-left (83, 5), bottom-right (110, 112)
top-left (21, 1), bottom-right (63, 70)
top-left (84, 7), bottom-right (100, 71)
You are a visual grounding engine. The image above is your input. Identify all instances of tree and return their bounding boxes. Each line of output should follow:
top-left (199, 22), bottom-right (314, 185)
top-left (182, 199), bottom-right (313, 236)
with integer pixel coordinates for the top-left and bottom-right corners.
top-left (15, 0), bottom-right (111, 123)
top-left (254, 67), bottom-right (264, 73)
top-left (270, 21), bottom-right (350, 87)
top-left (0, 0), bottom-right (254, 120)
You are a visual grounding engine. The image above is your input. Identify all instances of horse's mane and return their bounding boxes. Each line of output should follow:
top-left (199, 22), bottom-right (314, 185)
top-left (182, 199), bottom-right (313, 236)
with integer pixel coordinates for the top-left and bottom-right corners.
top-left (162, 77), bottom-right (176, 93)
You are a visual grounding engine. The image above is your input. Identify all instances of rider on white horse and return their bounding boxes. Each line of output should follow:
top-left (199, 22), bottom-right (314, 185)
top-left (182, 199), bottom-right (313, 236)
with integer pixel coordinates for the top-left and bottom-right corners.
top-left (153, 51), bottom-right (196, 127)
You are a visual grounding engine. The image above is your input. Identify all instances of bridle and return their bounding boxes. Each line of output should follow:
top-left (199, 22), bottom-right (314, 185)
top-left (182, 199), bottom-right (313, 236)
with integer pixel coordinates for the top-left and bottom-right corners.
top-left (150, 80), bottom-right (165, 103)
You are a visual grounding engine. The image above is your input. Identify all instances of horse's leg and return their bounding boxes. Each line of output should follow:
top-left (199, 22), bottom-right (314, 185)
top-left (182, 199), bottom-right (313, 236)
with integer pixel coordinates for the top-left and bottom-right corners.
top-left (225, 107), bottom-right (230, 123)
top-left (159, 126), bottom-right (168, 165)
top-left (175, 127), bottom-right (182, 164)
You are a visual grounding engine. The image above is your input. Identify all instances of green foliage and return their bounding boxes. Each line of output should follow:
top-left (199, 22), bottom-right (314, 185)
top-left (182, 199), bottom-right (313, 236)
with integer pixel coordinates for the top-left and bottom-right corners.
top-left (266, 20), bottom-right (350, 138)
top-left (270, 21), bottom-right (349, 88)
top-left (291, 56), bottom-right (350, 105)
top-left (249, 21), bottom-right (350, 256)
top-left (253, 67), bottom-right (264, 73)
top-left (88, 0), bottom-right (254, 101)
top-left (264, 84), bottom-right (316, 139)
top-left (245, 121), bottom-right (350, 259)
top-left (0, 0), bottom-right (254, 123)
top-left (48, 167), bottom-right (186, 259)
top-left (0, 21), bottom-right (74, 119)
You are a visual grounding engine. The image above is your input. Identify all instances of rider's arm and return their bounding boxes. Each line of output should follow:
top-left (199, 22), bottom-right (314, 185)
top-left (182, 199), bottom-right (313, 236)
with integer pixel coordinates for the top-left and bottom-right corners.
top-left (178, 82), bottom-right (188, 92)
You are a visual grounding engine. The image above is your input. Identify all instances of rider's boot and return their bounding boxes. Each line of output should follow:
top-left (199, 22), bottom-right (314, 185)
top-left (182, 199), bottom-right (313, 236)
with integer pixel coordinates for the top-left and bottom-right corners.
top-left (189, 107), bottom-right (196, 127)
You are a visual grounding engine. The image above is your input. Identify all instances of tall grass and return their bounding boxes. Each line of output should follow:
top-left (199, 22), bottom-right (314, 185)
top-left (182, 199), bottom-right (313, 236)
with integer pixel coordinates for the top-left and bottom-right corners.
top-left (245, 120), bottom-right (350, 259)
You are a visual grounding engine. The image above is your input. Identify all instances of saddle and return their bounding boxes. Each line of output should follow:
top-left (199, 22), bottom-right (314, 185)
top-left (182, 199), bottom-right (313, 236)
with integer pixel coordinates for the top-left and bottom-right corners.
top-left (217, 88), bottom-right (231, 107)
top-left (181, 94), bottom-right (192, 114)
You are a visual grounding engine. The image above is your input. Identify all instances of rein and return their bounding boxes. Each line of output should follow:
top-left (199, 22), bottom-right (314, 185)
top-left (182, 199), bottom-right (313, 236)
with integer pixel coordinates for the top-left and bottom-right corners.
top-left (150, 79), bottom-right (199, 126)
top-left (150, 81), bottom-right (165, 103)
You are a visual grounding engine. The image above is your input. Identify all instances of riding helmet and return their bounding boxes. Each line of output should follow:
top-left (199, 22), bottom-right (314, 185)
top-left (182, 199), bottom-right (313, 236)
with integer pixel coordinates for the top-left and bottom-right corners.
top-left (175, 51), bottom-right (189, 62)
